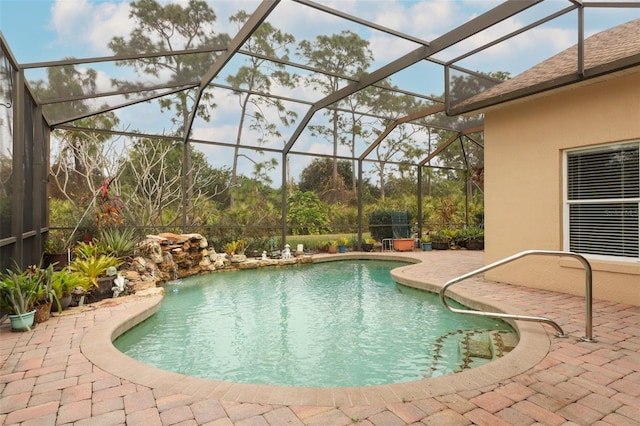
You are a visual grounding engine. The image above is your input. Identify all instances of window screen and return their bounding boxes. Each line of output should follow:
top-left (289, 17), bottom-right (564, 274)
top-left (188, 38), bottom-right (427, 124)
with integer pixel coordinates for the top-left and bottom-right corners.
top-left (567, 143), bottom-right (639, 258)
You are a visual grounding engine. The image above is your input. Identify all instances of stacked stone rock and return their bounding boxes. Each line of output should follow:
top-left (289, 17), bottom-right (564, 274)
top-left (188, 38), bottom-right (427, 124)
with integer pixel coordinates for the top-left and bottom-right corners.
top-left (129, 233), bottom-right (312, 288)
top-left (139, 233), bottom-right (213, 280)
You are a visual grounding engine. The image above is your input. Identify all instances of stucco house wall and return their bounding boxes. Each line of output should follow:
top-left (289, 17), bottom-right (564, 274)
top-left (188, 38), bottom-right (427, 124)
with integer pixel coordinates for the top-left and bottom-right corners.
top-left (483, 70), bottom-right (640, 305)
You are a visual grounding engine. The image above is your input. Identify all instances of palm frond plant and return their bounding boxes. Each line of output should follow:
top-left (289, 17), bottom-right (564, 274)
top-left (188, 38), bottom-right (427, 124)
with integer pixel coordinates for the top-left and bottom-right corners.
top-left (73, 241), bottom-right (103, 260)
top-left (222, 240), bottom-right (238, 256)
top-left (98, 227), bottom-right (137, 259)
top-left (69, 255), bottom-right (122, 289)
top-left (235, 239), bottom-right (247, 254)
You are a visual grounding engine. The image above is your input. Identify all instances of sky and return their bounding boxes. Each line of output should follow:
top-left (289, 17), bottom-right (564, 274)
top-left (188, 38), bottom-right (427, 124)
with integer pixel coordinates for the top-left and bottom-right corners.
top-left (3, 1), bottom-right (638, 70)
top-left (1, 0), bottom-right (639, 181)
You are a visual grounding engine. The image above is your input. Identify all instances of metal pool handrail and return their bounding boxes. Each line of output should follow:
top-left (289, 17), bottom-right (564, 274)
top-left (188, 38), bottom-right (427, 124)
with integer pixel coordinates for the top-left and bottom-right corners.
top-left (439, 250), bottom-right (594, 342)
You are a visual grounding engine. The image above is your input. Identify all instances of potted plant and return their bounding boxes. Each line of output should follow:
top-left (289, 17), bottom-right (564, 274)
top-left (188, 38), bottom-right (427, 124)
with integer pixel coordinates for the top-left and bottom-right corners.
top-left (43, 230), bottom-right (73, 270)
top-left (69, 254), bottom-right (122, 303)
top-left (327, 240), bottom-right (338, 254)
top-left (316, 241), bottom-right (329, 253)
top-left (392, 237), bottom-right (415, 251)
top-left (337, 237), bottom-right (349, 253)
top-left (421, 235), bottom-right (432, 251)
top-left (431, 229), bottom-right (450, 250)
top-left (461, 226), bottom-right (484, 250)
top-left (361, 238), bottom-right (375, 252)
top-left (0, 267), bottom-right (41, 331)
top-left (51, 267), bottom-right (90, 310)
top-left (32, 264), bottom-right (60, 323)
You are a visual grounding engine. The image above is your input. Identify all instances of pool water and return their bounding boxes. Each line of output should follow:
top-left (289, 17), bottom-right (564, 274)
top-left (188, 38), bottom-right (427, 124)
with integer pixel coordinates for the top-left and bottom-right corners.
top-left (114, 260), bottom-right (515, 387)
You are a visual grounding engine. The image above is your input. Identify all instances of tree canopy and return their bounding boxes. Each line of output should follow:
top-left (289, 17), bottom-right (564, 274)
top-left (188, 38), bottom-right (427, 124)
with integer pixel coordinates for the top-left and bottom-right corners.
top-left (40, 1), bottom-right (487, 245)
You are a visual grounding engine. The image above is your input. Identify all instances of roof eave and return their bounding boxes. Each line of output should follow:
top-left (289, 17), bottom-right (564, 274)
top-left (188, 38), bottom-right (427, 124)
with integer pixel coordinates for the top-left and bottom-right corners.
top-left (449, 52), bottom-right (640, 116)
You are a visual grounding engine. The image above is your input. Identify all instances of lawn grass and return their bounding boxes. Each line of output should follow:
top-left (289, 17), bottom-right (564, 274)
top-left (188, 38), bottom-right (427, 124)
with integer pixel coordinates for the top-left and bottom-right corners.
top-left (285, 232), bottom-right (373, 251)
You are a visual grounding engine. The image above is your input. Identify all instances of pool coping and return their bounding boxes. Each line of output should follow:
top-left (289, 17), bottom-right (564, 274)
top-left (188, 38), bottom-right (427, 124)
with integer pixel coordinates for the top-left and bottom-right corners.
top-left (81, 253), bottom-right (551, 407)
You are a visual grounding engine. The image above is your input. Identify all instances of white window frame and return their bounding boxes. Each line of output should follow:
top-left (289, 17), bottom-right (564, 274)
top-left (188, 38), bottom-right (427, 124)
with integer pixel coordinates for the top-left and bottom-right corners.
top-left (563, 141), bottom-right (640, 262)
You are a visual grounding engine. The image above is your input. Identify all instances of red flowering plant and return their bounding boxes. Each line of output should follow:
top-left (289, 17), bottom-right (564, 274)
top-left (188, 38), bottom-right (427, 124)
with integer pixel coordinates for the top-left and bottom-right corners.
top-left (94, 178), bottom-right (123, 229)
top-left (92, 179), bottom-right (136, 260)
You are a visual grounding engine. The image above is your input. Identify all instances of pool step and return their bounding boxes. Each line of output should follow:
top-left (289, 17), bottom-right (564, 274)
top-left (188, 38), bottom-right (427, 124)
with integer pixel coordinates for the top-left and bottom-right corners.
top-left (458, 330), bottom-right (518, 370)
top-left (425, 329), bottom-right (518, 377)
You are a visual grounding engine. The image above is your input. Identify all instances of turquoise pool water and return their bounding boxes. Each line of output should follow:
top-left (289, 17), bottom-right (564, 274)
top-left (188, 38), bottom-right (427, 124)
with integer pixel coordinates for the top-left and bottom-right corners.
top-left (114, 260), bottom-right (514, 387)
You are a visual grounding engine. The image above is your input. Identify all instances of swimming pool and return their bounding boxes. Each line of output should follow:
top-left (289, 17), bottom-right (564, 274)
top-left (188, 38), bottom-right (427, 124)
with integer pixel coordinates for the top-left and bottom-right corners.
top-left (114, 260), bottom-right (515, 387)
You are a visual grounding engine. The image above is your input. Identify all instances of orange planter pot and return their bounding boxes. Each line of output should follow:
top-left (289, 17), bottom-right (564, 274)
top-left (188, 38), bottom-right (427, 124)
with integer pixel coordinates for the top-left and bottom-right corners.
top-left (392, 238), bottom-right (414, 252)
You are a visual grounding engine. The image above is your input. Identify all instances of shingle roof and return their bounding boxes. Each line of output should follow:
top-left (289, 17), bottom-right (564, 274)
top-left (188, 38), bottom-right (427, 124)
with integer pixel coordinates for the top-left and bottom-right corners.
top-left (452, 18), bottom-right (640, 114)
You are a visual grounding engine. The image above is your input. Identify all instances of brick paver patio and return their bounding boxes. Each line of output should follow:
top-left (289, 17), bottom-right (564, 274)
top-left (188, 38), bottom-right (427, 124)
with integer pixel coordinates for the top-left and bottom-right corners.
top-left (1, 251), bottom-right (638, 425)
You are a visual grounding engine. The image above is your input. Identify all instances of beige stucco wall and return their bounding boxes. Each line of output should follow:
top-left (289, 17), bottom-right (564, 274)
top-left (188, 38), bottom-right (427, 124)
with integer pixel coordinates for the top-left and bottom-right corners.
top-left (483, 70), bottom-right (640, 306)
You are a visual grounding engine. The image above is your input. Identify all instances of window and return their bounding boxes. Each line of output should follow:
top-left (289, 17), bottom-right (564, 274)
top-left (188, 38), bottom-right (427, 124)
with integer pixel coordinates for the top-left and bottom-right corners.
top-left (565, 142), bottom-right (639, 260)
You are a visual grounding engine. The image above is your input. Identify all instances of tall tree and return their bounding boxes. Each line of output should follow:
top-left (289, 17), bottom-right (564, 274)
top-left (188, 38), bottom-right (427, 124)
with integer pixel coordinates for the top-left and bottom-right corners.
top-left (49, 115), bottom-right (121, 203)
top-left (340, 87), bottom-right (375, 194)
top-left (368, 88), bottom-right (428, 200)
top-left (31, 63), bottom-right (121, 208)
top-left (298, 158), bottom-right (353, 203)
top-left (108, 0), bottom-right (230, 227)
top-left (220, 176), bottom-right (280, 241)
top-left (226, 10), bottom-right (297, 207)
top-left (286, 190), bottom-right (330, 235)
top-left (118, 137), bottom-right (229, 228)
top-left (0, 57), bottom-right (13, 238)
top-left (31, 62), bottom-right (98, 123)
top-left (297, 31), bottom-right (373, 202)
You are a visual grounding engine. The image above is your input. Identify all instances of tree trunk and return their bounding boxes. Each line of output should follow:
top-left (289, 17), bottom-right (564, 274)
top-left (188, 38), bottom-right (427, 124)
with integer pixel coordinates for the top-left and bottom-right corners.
top-left (230, 94), bottom-right (251, 210)
top-left (182, 101), bottom-right (193, 230)
top-left (379, 164), bottom-right (386, 201)
top-left (332, 109), bottom-right (339, 194)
